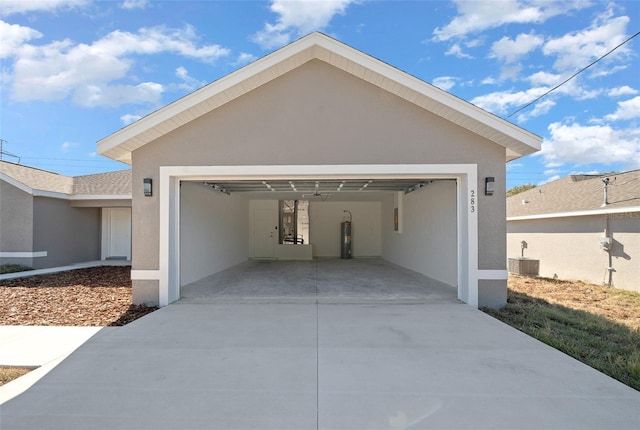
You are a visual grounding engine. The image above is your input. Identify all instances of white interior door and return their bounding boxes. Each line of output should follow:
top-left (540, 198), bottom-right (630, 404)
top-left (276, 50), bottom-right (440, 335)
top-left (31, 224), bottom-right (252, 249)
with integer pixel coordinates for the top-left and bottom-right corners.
top-left (254, 208), bottom-right (275, 258)
top-left (102, 208), bottom-right (131, 260)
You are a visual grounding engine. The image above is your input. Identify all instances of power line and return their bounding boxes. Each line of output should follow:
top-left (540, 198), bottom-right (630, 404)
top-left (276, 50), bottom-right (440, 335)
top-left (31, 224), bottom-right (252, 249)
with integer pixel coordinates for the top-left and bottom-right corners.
top-left (506, 30), bottom-right (640, 119)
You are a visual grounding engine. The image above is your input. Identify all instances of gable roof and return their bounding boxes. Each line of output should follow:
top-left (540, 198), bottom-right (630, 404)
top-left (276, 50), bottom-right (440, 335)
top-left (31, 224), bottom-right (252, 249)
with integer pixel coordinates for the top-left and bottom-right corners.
top-left (98, 32), bottom-right (541, 164)
top-left (507, 169), bottom-right (640, 220)
top-left (0, 161), bottom-right (131, 198)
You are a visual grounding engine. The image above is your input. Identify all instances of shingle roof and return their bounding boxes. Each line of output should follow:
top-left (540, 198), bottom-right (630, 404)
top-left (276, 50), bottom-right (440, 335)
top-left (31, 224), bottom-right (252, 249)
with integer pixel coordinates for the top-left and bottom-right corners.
top-left (0, 161), bottom-right (74, 194)
top-left (73, 170), bottom-right (132, 195)
top-left (0, 161), bottom-right (131, 197)
top-left (507, 169), bottom-right (640, 218)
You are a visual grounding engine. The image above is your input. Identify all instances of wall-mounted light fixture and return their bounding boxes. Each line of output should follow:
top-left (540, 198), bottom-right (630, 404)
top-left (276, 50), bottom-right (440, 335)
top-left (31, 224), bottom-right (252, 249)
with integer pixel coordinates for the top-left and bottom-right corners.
top-left (485, 177), bottom-right (495, 196)
top-left (143, 178), bottom-right (152, 197)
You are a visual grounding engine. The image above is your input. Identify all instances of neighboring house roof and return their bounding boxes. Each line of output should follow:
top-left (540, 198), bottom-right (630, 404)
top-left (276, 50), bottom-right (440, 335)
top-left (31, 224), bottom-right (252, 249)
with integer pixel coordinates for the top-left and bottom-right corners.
top-left (507, 169), bottom-right (640, 220)
top-left (0, 160), bottom-right (73, 194)
top-left (98, 32), bottom-right (541, 164)
top-left (73, 170), bottom-right (132, 195)
top-left (0, 161), bottom-right (131, 199)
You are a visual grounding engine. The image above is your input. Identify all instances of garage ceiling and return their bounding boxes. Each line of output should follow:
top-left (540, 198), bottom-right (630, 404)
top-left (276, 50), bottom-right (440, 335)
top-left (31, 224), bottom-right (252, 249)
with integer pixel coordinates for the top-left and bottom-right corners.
top-left (202, 179), bottom-right (433, 196)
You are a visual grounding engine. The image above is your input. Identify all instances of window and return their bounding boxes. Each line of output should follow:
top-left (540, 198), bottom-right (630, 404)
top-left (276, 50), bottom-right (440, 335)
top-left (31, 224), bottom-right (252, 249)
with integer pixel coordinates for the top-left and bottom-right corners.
top-left (279, 200), bottom-right (309, 244)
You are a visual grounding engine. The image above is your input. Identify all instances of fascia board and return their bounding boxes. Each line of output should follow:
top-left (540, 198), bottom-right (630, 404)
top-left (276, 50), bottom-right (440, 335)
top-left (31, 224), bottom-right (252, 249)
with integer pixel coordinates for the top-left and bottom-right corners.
top-left (69, 194), bottom-right (132, 200)
top-left (508, 206), bottom-right (640, 221)
top-left (0, 173), bottom-right (33, 195)
top-left (32, 190), bottom-right (71, 199)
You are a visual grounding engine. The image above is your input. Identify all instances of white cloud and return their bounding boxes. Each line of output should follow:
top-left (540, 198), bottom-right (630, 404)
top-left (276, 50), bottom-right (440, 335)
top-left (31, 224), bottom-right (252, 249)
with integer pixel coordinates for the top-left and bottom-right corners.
top-left (542, 15), bottom-right (630, 73)
top-left (481, 76), bottom-right (498, 85)
top-left (73, 82), bottom-right (164, 107)
top-left (0, 0), bottom-right (88, 16)
top-left (233, 52), bottom-right (257, 66)
top-left (61, 141), bottom-right (78, 153)
top-left (471, 87), bottom-right (550, 116)
top-left (525, 70), bottom-right (563, 86)
top-left (174, 66), bottom-right (206, 92)
top-left (0, 21), bottom-right (43, 58)
top-left (252, 0), bottom-right (359, 49)
top-left (539, 121), bottom-right (640, 168)
top-left (444, 43), bottom-right (472, 59)
top-left (432, 76), bottom-right (458, 91)
top-left (490, 32), bottom-right (543, 64)
top-left (608, 86), bottom-right (638, 97)
top-left (433, 0), bottom-right (589, 42)
top-left (516, 98), bottom-right (556, 122)
top-left (605, 96), bottom-right (640, 121)
top-left (5, 25), bottom-right (229, 107)
top-left (121, 113), bottom-right (142, 125)
top-left (539, 174), bottom-right (560, 185)
top-left (120, 0), bottom-right (147, 10)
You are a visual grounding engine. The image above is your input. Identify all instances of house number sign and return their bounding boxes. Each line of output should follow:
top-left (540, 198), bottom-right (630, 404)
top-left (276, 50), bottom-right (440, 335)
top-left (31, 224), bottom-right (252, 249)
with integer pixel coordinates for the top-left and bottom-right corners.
top-left (470, 190), bottom-right (476, 213)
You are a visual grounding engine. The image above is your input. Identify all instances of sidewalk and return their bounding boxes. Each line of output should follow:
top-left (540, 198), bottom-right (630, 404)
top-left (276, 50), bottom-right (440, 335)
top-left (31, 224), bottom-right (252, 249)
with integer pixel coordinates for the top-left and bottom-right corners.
top-left (0, 260), bottom-right (130, 281)
top-left (0, 326), bottom-right (103, 404)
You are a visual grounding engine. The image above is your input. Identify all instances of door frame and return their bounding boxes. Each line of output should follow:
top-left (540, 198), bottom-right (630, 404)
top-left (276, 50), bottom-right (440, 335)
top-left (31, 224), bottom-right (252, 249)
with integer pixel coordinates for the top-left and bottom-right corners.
top-left (151, 164), bottom-right (500, 307)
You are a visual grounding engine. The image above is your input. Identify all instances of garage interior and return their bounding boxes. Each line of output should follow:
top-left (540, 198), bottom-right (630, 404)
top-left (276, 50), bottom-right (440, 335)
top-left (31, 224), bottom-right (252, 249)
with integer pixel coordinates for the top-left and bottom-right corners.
top-left (179, 177), bottom-right (458, 301)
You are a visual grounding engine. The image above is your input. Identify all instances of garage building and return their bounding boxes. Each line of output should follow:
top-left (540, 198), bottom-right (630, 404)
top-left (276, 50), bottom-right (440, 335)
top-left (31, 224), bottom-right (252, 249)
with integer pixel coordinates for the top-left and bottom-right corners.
top-left (98, 33), bottom-right (541, 308)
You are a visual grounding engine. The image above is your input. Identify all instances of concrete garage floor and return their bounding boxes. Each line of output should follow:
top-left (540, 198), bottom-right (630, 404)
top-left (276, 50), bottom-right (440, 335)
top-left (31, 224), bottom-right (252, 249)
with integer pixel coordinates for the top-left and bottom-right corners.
top-left (1, 259), bottom-right (639, 429)
top-left (181, 259), bottom-right (459, 304)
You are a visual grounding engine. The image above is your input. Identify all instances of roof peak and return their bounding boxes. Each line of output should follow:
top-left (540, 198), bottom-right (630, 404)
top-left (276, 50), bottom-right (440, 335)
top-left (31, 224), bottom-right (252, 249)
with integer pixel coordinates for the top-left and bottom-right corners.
top-left (98, 31), bottom-right (540, 164)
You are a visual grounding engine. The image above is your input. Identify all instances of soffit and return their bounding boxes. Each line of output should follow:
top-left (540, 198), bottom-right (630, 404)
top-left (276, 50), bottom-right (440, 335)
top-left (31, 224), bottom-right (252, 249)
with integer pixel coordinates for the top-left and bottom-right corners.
top-left (98, 33), bottom-right (541, 164)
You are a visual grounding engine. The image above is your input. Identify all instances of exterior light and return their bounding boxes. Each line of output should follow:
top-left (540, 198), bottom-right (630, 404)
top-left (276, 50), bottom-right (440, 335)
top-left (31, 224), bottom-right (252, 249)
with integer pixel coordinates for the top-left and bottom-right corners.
top-left (143, 178), bottom-right (152, 197)
top-left (485, 177), bottom-right (495, 196)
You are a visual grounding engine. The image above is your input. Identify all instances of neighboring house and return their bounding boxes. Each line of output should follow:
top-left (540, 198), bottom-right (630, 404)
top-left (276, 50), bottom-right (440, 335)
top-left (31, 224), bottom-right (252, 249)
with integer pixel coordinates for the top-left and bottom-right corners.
top-left (507, 170), bottom-right (640, 292)
top-left (97, 32), bottom-right (541, 308)
top-left (0, 161), bottom-right (132, 268)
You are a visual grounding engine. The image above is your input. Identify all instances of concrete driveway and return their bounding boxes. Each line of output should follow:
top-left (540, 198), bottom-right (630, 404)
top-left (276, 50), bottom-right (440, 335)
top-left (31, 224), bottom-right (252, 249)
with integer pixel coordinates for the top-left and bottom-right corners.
top-left (1, 260), bottom-right (638, 429)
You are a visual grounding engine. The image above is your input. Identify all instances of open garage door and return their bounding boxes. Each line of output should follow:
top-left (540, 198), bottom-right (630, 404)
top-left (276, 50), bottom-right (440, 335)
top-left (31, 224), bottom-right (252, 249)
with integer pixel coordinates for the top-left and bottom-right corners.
top-left (160, 164), bottom-right (479, 307)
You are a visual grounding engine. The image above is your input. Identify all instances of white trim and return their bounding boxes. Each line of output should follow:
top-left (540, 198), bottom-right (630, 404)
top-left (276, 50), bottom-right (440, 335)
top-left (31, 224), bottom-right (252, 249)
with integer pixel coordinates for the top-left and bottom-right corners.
top-left (508, 206), bottom-right (640, 221)
top-left (70, 194), bottom-right (132, 200)
top-left (0, 251), bottom-right (47, 258)
top-left (31, 190), bottom-right (71, 199)
top-left (478, 270), bottom-right (508, 280)
top-left (0, 173), bottom-right (33, 195)
top-left (131, 270), bottom-right (160, 280)
top-left (158, 164), bottom-right (480, 308)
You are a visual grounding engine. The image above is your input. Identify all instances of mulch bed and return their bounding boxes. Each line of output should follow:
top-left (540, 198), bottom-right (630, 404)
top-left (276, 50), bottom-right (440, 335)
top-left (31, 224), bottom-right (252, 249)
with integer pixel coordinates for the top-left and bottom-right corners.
top-left (0, 266), bottom-right (157, 326)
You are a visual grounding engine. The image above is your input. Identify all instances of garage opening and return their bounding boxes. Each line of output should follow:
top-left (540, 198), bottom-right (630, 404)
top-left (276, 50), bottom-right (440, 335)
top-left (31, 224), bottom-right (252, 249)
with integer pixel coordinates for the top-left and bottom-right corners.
top-left (160, 164), bottom-right (478, 307)
top-left (178, 177), bottom-right (460, 304)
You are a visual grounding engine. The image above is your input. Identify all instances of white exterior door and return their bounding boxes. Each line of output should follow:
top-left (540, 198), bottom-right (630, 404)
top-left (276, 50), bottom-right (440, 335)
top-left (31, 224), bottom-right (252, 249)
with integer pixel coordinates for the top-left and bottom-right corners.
top-left (254, 208), bottom-right (275, 258)
top-left (102, 208), bottom-right (131, 260)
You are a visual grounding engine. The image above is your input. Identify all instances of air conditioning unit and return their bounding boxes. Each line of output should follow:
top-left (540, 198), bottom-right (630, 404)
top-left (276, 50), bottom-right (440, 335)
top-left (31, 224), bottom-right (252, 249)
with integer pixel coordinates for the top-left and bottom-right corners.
top-left (508, 257), bottom-right (539, 276)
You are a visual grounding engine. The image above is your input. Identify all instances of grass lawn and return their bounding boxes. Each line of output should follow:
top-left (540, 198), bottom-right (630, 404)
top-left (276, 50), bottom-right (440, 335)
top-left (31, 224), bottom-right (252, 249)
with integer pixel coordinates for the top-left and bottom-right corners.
top-left (485, 276), bottom-right (640, 391)
top-left (0, 264), bottom-right (32, 275)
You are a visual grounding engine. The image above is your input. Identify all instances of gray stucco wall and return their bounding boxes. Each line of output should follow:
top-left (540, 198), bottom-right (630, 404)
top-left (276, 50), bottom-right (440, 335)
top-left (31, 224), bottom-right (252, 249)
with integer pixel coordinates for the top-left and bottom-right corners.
top-left (507, 213), bottom-right (640, 293)
top-left (33, 197), bottom-right (101, 268)
top-left (130, 59), bottom-right (508, 303)
top-left (0, 181), bottom-right (34, 266)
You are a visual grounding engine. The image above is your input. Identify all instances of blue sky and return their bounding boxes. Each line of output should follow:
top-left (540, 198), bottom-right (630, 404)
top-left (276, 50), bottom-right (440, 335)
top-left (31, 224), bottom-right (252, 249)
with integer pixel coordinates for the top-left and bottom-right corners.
top-left (1, 0), bottom-right (638, 188)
